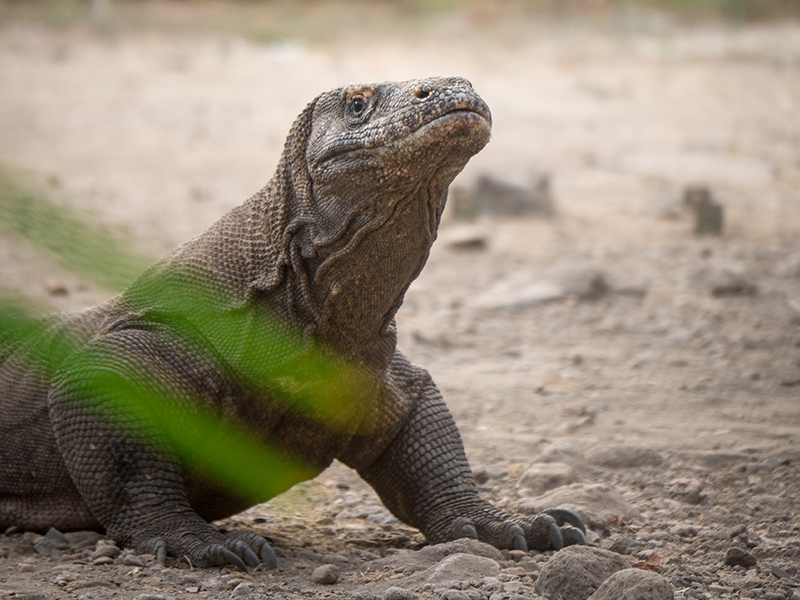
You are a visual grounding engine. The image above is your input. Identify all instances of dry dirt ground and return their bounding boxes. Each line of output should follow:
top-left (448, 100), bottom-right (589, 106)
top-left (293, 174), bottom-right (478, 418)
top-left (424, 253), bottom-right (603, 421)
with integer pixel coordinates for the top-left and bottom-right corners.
top-left (0, 4), bottom-right (799, 600)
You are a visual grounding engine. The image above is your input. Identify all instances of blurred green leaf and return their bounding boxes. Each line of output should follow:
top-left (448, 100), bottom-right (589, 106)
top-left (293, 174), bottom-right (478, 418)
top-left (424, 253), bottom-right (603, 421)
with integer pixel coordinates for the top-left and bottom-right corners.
top-left (0, 171), bottom-right (152, 292)
top-left (0, 170), bottom-right (373, 504)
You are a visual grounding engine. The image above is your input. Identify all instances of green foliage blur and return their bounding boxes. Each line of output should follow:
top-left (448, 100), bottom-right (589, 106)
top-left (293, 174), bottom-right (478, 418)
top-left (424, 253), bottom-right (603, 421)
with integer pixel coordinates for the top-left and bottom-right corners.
top-left (0, 170), bottom-right (371, 503)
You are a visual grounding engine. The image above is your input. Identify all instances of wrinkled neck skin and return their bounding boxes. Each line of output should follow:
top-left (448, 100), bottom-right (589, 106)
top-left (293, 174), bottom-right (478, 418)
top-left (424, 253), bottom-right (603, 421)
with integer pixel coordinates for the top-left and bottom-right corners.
top-left (275, 169), bottom-right (454, 369)
top-left (247, 78), bottom-right (491, 369)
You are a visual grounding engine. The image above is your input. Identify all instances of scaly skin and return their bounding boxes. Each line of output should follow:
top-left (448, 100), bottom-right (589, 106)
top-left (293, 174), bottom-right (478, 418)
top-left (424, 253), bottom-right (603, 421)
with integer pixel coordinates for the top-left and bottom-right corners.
top-left (0, 78), bottom-right (585, 570)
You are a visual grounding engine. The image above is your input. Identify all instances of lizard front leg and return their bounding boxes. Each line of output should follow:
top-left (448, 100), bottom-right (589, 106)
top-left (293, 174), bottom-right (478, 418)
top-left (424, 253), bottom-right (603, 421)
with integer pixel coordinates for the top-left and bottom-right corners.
top-left (352, 362), bottom-right (586, 552)
top-left (48, 328), bottom-right (275, 570)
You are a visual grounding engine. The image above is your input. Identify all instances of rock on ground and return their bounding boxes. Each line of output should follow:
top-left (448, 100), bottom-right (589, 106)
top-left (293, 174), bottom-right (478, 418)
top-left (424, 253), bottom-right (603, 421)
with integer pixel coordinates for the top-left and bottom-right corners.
top-left (588, 568), bottom-right (673, 600)
top-left (311, 563), bottom-right (340, 584)
top-left (517, 483), bottom-right (642, 532)
top-left (427, 553), bottom-right (500, 585)
top-left (518, 462), bottom-right (579, 496)
top-left (585, 444), bottom-right (665, 469)
top-left (383, 587), bottom-right (421, 600)
top-left (534, 546), bottom-right (630, 600)
top-left (472, 266), bottom-right (610, 310)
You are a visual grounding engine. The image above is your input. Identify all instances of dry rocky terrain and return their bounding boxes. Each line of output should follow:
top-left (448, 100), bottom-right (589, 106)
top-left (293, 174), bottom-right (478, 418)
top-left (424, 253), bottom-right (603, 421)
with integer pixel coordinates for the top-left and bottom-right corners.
top-left (0, 4), bottom-right (799, 599)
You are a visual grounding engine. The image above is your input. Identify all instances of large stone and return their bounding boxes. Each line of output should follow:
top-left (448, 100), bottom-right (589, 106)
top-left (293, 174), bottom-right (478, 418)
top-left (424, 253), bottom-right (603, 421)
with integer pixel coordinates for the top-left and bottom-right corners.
top-left (311, 564), bottom-right (340, 584)
top-left (588, 568), bottom-right (673, 600)
top-left (384, 588), bottom-right (420, 600)
top-left (473, 266), bottom-right (610, 311)
top-left (518, 462), bottom-right (579, 496)
top-left (682, 451), bottom-right (750, 470)
top-left (363, 539), bottom-right (504, 596)
top-left (537, 442), bottom-right (587, 466)
top-left (517, 483), bottom-right (642, 530)
top-left (449, 172), bottom-right (555, 219)
top-left (428, 553), bottom-right (500, 584)
top-left (33, 528), bottom-right (71, 554)
top-left (534, 546), bottom-right (630, 600)
top-left (586, 444), bottom-right (665, 469)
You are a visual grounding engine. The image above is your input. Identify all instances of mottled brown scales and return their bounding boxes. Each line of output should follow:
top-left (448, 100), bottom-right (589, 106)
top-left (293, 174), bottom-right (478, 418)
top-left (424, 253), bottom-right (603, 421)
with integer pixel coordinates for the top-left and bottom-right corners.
top-left (0, 78), bottom-right (585, 570)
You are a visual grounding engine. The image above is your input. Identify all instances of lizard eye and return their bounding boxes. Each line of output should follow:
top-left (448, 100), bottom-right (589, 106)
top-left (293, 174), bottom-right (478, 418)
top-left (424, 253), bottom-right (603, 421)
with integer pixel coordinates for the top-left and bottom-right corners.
top-left (345, 90), bottom-right (375, 126)
top-left (351, 96), bottom-right (366, 115)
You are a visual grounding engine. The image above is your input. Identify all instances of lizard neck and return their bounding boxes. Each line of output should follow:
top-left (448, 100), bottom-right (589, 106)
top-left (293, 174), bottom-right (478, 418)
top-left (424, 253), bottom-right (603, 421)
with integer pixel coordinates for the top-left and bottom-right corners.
top-left (278, 183), bottom-right (444, 366)
top-left (315, 190), bottom-right (442, 361)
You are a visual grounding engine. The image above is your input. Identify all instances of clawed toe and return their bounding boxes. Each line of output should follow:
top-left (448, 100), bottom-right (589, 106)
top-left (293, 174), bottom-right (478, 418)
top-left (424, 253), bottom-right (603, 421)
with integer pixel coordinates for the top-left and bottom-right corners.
top-left (153, 538), bottom-right (167, 566)
top-left (545, 508), bottom-right (586, 534)
top-left (224, 531), bottom-right (278, 570)
top-left (260, 543), bottom-right (278, 570)
top-left (510, 524), bottom-right (527, 551)
top-left (210, 545), bottom-right (248, 571)
top-left (546, 518), bottom-right (564, 551)
top-left (561, 524), bottom-right (588, 546)
top-left (241, 546), bottom-right (261, 569)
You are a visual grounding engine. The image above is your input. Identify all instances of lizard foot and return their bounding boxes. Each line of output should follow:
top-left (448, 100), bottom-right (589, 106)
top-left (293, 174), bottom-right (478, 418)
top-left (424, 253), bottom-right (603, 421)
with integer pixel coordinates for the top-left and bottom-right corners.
top-left (441, 504), bottom-right (587, 552)
top-left (138, 524), bottom-right (276, 571)
top-left (223, 531), bottom-right (278, 570)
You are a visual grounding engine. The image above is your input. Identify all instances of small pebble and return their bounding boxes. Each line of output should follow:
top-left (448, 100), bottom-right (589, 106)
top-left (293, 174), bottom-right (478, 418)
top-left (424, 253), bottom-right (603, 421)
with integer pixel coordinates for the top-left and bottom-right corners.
top-left (91, 545), bottom-right (120, 560)
top-left (311, 563), bottom-right (339, 584)
top-left (443, 590), bottom-right (470, 600)
top-left (231, 582), bottom-right (251, 596)
top-left (709, 584), bottom-right (735, 594)
top-left (384, 587), bottom-right (420, 600)
top-left (91, 556), bottom-right (114, 565)
top-left (508, 550), bottom-right (527, 562)
top-left (725, 547), bottom-right (758, 568)
top-left (517, 557), bottom-right (540, 573)
top-left (479, 577), bottom-right (504, 593)
top-left (728, 525), bottom-right (748, 538)
top-left (770, 565), bottom-right (792, 579)
top-left (122, 554), bottom-right (145, 567)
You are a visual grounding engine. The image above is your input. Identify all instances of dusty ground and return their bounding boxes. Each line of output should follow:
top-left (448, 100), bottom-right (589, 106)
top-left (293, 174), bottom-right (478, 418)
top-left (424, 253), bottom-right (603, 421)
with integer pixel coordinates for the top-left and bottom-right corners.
top-left (0, 3), bottom-right (799, 599)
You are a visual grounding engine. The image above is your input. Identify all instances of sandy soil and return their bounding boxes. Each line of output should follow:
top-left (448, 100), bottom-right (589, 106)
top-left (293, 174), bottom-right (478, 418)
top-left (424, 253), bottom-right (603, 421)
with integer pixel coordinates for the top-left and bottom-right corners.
top-left (0, 5), bottom-right (799, 599)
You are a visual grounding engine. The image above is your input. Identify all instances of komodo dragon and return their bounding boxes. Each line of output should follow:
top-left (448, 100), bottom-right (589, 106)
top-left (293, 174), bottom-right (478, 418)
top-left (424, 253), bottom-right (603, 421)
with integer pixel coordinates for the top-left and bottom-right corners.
top-left (0, 77), bottom-right (586, 570)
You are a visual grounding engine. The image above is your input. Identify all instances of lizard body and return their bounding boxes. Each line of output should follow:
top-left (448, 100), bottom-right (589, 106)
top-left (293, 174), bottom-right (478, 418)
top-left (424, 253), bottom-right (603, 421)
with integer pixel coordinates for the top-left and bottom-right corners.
top-left (0, 78), bottom-right (584, 569)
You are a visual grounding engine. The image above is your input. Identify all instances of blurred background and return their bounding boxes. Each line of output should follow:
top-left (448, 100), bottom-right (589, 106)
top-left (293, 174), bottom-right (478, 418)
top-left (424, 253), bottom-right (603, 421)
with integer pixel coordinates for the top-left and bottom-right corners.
top-left (0, 0), bottom-right (799, 450)
top-left (1, 1), bottom-right (799, 310)
top-left (2, 6), bottom-right (799, 593)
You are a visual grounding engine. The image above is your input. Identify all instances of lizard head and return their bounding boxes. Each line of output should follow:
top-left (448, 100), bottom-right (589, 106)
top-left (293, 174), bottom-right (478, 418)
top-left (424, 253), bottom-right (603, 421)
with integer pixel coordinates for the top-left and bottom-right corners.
top-left (268, 78), bottom-right (491, 356)
top-left (305, 77), bottom-right (492, 208)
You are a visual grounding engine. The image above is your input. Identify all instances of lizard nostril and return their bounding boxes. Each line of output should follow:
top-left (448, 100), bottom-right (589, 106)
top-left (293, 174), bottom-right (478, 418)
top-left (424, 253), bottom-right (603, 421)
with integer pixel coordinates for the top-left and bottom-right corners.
top-left (415, 88), bottom-right (431, 100)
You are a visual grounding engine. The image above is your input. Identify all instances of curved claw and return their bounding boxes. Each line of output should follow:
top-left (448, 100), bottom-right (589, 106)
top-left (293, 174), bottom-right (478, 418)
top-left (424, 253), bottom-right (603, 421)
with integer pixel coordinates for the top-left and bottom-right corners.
top-left (548, 520), bottom-right (564, 551)
top-left (458, 523), bottom-right (478, 539)
top-left (211, 545), bottom-right (248, 571)
top-left (242, 546), bottom-right (260, 569)
top-left (509, 524), bottom-right (527, 552)
top-left (561, 525), bottom-right (587, 547)
top-left (260, 543), bottom-right (278, 570)
top-left (153, 539), bottom-right (167, 566)
top-left (223, 531), bottom-right (278, 570)
top-left (545, 508), bottom-right (586, 534)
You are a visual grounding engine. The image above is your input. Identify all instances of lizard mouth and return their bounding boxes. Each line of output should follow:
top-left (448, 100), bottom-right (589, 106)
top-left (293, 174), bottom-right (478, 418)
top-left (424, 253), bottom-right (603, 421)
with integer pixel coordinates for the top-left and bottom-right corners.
top-left (418, 108), bottom-right (491, 139)
top-left (392, 106), bottom-right (492, 161)
top-left (312, 101), bottom-right (492, 172)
